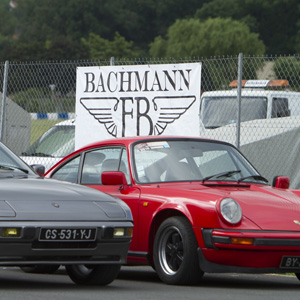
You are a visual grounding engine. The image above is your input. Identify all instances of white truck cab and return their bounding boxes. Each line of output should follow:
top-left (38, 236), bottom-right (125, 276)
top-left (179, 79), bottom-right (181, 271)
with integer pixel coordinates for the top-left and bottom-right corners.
top-left (199, 80), bottom-right (300, 189)
top-left (200, 79), bottom-right (300, 129)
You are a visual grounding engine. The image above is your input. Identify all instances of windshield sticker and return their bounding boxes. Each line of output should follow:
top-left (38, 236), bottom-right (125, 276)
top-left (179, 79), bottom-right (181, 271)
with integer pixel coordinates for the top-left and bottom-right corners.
top-left (136, 141), bottom-right (170, 151)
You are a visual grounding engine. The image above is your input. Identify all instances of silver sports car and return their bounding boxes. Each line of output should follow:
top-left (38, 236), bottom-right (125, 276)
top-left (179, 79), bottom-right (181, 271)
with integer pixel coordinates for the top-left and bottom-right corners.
top-left (0, 141), bottom-right (133, 285)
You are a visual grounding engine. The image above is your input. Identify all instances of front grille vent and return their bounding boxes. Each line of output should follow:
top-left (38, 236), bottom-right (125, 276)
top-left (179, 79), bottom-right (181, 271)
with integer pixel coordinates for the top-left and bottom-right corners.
top-left (32, 241), bottom-right (97, 249)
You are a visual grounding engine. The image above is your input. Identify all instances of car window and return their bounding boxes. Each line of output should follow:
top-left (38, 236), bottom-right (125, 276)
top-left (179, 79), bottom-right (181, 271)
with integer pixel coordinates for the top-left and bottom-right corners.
top-left (272, 97), bottom-right (290, 117)
top-left (193, 150), bottom-right (238, 178)
top-left (133, 140), bottom-right (259, 183)
top-left (23, 125), bottom-right (75, 158)
top-left (201, 96), bottom-right (267, 128)
top-left (120, 149), bottom-right (131, 184)
top-left (81, 148), bottom-right (131, 185)
top-left (51, 155), bottom-right (80, 183)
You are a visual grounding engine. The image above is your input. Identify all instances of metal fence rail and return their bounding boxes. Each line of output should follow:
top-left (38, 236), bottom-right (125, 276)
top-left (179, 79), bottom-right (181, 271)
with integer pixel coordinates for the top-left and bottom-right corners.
top-left (1, 55), bottom-right (300, 187)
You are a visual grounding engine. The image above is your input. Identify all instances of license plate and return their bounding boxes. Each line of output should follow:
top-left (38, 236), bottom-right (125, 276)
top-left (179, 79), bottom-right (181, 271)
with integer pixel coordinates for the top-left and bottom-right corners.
top-left (280, 256), bottom-right (300, 269)
top-left (39, 228), bottom-right (96, 241)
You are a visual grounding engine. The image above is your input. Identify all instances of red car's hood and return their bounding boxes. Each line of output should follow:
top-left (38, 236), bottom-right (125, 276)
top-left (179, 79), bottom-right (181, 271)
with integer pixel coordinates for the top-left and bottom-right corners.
top-left (236, 185), bottom-right (300, 231)
top-left (158, 182), bottom-right (300, 231)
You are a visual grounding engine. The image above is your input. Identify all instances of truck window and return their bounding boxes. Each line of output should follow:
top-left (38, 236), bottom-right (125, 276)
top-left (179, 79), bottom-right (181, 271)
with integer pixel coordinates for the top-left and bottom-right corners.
top-left (201, 96), bottom-right (267, 129)
top-left (272, 98), bottom-right (290, 118)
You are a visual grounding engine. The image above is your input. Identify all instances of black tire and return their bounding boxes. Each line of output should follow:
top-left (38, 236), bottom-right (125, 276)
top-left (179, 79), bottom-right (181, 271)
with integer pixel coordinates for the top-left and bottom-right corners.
top-left (66, 264), bottom-right (121, 285)
top-left (20, 265), bottom-right (60, 274)
top-left (153, 216), bottom-right (203, 285)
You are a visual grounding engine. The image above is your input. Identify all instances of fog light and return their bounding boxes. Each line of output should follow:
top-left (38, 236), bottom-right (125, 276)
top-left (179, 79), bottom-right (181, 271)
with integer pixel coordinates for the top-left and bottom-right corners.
top-left (231, 237), bottom-right (254, 245)
top-left (113, 228), bottom-right (125, 237)
top-left (2, 228), bottom-right (21, 237)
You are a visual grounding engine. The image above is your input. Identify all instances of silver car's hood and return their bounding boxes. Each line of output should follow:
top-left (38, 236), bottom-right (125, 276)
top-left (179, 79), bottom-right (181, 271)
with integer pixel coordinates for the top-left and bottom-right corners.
top-left (0, 177), bottom-right (131, 221)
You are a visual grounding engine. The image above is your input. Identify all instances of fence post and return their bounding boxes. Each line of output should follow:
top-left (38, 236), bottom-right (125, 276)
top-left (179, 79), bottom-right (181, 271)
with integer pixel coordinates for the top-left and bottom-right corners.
top-left (110, 57), bottom-right (115, 66)
top-left (0, 60), bottom-right (9, 142)
top-left (236, 53), bottom-right (243, 149)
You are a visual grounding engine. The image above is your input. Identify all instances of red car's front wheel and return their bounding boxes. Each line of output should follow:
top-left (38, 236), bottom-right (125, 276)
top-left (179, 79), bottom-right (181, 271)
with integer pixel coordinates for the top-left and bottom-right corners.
top-left (153, 216), bottom-right (203, 285)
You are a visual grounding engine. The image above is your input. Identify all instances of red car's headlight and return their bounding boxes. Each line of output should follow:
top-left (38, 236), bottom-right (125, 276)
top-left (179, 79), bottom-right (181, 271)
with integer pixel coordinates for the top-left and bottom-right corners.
top-left (219, 198), bottom-right (242, 225)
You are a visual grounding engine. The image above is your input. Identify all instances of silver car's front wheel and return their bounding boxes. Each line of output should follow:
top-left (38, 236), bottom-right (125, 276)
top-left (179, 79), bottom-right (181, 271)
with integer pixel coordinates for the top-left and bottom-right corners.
top-left (153, 216), bottom-right (203, 285)
top-left (66, 264), bottom-right (120, 285)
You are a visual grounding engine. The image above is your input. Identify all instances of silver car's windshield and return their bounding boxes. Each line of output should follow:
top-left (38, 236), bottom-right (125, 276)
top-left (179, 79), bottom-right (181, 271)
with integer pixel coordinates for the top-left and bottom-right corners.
top-left (133, 139), bottom-right (265, 184)
top-left (0, 143), bottom-right (34, 176)
top-left (201, 96), bottom-right (267, 128)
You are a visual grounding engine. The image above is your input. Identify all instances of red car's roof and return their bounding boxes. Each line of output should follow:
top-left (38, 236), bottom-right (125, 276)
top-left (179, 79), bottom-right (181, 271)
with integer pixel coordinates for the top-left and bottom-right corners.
top-left (81, 135), bottom-right (216, 150)
top-left (46, 135), bottom-right (224, 175)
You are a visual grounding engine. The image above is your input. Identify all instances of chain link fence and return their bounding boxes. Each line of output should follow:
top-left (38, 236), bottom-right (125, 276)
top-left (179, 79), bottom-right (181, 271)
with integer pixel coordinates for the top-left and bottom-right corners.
top-left (1, 55), bottom-right (300, 187)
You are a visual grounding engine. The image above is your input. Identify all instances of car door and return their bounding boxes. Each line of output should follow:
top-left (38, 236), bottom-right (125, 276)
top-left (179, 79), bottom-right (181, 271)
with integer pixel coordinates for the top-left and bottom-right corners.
top-left (79, 147), bottom-right (141, 251)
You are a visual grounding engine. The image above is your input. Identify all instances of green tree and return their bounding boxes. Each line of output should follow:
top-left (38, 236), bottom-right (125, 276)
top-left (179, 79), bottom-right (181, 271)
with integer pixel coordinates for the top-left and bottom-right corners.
top-left (273, 57), bottom-right (300, 90)
top-left (0, 0), bottom-right (18, 37)
top-left (81, 32), bottom-right (139, 59)
top-left (149, 18), bottom-right (265, 57)
top-left (11, 0), bottom-right (210, 58)
top-left (0, 40), bottom-right (45, 61)
top-left (44, 36), bottom-right (88, 60)
top-left (15, 0), bottom-right (102, 42)
top-left (195, 0), bottom-right (300, 55)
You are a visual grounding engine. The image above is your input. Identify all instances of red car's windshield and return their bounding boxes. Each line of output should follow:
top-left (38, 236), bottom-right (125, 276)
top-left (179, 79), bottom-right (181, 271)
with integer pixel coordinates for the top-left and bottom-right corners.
top-left (133, 139), bottom-right (264, 184)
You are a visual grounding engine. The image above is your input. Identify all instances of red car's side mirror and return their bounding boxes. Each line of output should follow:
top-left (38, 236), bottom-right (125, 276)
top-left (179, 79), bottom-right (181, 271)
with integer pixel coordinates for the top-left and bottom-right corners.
top-left (31, 164), bottom-right (45, 177)
top-left (101, 171), bottom-right (128, 190)
top-left (272, 176), bottom-right (290, 189)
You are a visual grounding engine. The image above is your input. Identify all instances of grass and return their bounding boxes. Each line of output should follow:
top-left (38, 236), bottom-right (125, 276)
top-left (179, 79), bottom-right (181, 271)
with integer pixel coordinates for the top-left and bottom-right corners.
top-left (30, 119), bottom-right (62, 144)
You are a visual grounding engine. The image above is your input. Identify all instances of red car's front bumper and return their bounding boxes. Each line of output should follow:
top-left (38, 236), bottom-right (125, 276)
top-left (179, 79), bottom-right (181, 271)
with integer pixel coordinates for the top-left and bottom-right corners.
top-left (199, 229), bottom-right (300, 273)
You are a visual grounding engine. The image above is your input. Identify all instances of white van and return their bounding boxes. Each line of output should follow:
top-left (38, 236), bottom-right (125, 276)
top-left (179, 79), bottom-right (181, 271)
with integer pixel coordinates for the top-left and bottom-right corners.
top-left (200, 80), bottom-right (300, 129)
top-left (21, 119), bottom-right (75, 171)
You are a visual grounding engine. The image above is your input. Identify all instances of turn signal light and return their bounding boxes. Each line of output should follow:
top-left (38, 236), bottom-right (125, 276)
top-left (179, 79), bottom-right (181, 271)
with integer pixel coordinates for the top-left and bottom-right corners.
top-left (128, 227), bottom-right (133, 237)
top-left (231, 237), bottom-right (254, 245)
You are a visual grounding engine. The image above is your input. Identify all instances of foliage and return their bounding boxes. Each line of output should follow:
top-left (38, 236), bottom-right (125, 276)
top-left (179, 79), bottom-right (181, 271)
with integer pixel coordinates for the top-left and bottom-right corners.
top-left (149, 18), bottom-right (265, 57)
top-left (0, 0), bottom-right (17, 36)
top-left (9, 0), bottom-right (208, 58)
top-left (273, 57), bottom-right (300, 90)
top-left (195, 0), bottom-right (300, 55)
top-left (81, 32), bottom-right (139, 60)
top-left (0, 0), bottom-right (298, 61)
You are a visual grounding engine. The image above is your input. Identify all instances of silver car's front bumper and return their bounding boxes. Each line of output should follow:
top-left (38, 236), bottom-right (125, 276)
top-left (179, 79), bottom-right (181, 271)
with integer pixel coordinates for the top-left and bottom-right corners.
top-left (0, 221), bottom-right (133, 265)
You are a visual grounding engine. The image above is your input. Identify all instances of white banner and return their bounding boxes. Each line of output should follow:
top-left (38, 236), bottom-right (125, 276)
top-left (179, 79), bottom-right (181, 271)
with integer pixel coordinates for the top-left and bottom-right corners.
top-left (75, 63), bottom-right (201, 149)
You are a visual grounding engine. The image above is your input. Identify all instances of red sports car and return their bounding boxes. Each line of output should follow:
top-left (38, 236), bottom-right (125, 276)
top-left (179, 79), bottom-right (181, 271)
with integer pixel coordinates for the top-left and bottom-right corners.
top-left (45, 136), bottom-right (300, 285)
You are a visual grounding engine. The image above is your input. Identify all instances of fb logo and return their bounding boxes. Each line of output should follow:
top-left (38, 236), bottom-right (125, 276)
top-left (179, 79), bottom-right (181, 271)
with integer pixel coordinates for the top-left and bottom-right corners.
top-left (80, 96), bottom-right (196, 137)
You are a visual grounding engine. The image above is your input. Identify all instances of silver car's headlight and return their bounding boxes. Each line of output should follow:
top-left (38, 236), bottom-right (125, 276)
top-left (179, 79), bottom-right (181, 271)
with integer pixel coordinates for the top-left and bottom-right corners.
top-left (219, 198), bottom-right (242, 225)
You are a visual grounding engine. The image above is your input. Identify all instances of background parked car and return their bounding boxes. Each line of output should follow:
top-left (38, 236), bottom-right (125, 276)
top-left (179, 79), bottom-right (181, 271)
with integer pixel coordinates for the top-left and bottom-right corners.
top-left (46, 136), bottom-right (300, 285)
top-left (0, 141), bottom-right (133, 285)
top-left (21, 119), bottom-right (75, 172)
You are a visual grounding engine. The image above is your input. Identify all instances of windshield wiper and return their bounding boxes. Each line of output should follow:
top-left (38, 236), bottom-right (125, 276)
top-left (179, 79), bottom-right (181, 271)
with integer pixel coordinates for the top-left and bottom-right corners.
top-left (0, 165), bottom-right (28, 174)
top-left (237, 175), bottom-right (268, 183)
top-left (22, 152), bottom-right (54, 157)
top-left (205, 126), bottom-right (220, 129)
top-left (202, 170), bottom-right (241, 183)
top-left (0, 165), bottom-right (14, 171)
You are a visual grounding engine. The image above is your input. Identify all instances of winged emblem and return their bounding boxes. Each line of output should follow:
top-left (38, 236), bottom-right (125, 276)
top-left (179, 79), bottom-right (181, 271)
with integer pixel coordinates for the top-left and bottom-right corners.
top-left (152, 96), bottom-right (197, 135)
top-left (80, 95), bottom-right (197, 137)
top-left (80, 97), bottom-right (119, 137)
